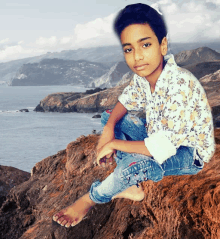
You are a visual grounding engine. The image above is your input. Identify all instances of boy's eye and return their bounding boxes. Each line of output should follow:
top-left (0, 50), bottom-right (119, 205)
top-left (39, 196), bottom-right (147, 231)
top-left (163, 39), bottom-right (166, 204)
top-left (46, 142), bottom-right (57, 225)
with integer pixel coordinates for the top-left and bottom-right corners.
top-left (124, 48), bottom-right (132, 53)
top-left (143, 43), bottom-right (151, 48)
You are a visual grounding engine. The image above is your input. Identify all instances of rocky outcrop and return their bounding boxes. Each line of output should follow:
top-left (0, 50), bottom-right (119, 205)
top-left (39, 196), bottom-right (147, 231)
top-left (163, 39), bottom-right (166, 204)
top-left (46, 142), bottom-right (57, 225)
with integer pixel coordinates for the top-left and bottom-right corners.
top-left (0, 129), bottom-right (220, 239)
top-left (34, 82), bottom-right (129, 113)
top-left (0, 166), bottom-right (30, 208)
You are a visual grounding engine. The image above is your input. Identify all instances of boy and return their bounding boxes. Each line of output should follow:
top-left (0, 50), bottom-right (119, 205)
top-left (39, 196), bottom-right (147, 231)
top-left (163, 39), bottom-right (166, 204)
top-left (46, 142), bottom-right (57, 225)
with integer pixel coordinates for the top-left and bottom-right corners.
top-left (53, 3), bottom-right (215, 228)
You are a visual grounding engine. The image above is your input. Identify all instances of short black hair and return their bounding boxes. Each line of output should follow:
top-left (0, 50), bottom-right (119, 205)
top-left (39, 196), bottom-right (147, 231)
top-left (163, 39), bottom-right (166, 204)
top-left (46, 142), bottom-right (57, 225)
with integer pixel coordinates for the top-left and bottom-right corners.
top-left (113, 3), bottom-right (167, 44)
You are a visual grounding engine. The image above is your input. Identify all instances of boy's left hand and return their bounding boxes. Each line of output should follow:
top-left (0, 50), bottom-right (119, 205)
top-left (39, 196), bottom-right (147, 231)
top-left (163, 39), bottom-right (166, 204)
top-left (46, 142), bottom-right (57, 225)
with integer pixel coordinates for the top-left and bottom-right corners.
top-left (96, 142), bottom-right (116, 167)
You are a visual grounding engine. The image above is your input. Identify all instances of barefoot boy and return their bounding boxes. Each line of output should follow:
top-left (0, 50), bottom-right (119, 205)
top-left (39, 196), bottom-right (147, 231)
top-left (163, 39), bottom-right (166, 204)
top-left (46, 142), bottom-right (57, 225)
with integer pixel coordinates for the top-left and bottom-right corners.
top-left (53, 3), bottom-right (215, 228)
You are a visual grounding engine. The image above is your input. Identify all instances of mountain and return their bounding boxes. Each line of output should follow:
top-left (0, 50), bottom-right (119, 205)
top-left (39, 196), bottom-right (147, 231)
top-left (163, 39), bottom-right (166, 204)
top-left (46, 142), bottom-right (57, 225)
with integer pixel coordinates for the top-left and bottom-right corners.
top-left (0, 45), bottom-right (124, 85)
top-left (87, 61), bottom-right (132, 88)
top-left (169, 41), bottom-right (220, 56)
top-left (183, 61), bottom-right (220, 80)
top-left (9, 58), bottom-right (109, 86)
top-left (174, 47), bottom-right (220, 67)
top-left (1, 41), bottom-right (220, 85)
top-left (173, 47), bottom-right (220, 79)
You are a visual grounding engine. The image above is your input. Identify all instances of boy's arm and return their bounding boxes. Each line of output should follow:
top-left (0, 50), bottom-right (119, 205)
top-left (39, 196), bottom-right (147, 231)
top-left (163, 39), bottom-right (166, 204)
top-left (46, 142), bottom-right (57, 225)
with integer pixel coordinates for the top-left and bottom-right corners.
top-left (110, 140), bottom-right (152, 156)
top-left (96, 101), bottom-right (127, 152)
top-left (96, 140), bottom-right (152, 165)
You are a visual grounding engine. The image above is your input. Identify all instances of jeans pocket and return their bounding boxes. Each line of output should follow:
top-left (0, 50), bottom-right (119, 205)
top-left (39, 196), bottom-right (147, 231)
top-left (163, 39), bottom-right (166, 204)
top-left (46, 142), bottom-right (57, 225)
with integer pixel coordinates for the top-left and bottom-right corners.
top-left (121, 159), bottom-right (164, 186)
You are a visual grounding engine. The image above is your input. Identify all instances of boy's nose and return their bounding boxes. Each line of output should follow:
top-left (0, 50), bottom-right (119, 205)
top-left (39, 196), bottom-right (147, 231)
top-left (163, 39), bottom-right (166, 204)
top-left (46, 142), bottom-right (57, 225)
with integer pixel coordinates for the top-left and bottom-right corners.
top-left (134, 49), bottom-right (144, 61)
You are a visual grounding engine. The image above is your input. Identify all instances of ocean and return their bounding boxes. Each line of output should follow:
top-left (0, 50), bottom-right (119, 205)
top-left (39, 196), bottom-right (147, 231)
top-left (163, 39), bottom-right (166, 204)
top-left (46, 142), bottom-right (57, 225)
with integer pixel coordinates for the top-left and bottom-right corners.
top-left (0, 85), bottom-right (102, 172)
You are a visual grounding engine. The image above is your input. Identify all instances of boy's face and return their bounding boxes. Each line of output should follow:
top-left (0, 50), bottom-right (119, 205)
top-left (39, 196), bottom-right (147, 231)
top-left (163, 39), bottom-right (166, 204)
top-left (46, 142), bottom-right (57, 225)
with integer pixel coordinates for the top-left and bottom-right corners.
top-left (120, 23), bottom-right (167, 81)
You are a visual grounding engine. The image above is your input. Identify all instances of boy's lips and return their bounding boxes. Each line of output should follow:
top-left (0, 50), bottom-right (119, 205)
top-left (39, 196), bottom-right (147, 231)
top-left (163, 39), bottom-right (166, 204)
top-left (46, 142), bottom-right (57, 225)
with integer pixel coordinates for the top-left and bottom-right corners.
top-left (134, 63), bottom-right (149, 70)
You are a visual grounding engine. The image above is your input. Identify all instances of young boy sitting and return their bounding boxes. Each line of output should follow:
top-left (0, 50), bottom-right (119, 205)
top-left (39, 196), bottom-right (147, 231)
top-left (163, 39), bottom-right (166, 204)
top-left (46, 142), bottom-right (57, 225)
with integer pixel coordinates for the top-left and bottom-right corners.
top-left (53, 3), bottom-right (216, 228)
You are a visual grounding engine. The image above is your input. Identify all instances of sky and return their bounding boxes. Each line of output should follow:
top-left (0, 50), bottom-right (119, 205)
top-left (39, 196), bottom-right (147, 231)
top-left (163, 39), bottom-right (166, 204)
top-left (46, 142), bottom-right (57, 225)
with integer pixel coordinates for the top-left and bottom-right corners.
top-left (0, 0), bottom-right (220, 63)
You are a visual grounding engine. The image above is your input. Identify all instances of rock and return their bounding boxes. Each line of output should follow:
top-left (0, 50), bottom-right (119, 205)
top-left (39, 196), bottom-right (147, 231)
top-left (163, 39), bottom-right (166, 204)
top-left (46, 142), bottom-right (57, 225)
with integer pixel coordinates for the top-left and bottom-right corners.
top-left (0, 130), bottom-right (220, 239)
top-left (0, 166), bottom-right (30, 208)
top-left (34, 82), bottom-right (130, 113)
top-left (92, 114), bottom-right (101, 118)
top-left (34, 92), bottom-right (89, 113)
top-left (19, 109), bottom-right (29, 112)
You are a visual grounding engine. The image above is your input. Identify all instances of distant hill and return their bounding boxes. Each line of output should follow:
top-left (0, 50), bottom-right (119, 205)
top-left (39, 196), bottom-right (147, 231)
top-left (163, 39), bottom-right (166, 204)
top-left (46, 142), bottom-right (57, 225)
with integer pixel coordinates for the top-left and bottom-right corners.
top-left (174, 47), bottom-right (220, 66)
top-left (9, 58), bottom-right (109, 86)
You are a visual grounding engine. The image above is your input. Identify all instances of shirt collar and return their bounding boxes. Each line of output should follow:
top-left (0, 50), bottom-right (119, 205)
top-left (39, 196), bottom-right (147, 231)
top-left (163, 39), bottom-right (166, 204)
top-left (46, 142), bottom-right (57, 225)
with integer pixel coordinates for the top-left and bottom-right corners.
top-left (149, 54), bottom-right (177, 96)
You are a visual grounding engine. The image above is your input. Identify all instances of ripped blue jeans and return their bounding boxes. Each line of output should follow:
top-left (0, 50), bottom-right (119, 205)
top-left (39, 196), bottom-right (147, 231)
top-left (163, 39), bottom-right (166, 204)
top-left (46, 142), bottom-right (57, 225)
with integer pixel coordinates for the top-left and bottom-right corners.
top-left (89, 110), bottom-right (204, 204)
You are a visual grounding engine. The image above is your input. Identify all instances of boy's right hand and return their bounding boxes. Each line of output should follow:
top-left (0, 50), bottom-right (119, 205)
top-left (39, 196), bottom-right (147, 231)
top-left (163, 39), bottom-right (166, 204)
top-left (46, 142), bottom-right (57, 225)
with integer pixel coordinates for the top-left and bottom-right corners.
top-left (96, 124), bottom-right (116, 166)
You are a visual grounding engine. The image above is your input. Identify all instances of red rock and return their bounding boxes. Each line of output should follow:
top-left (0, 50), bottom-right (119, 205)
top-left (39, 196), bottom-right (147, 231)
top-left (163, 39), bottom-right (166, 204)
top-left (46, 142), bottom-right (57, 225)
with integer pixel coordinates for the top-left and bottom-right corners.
top-left (0, 130), bottom-right (220, 238)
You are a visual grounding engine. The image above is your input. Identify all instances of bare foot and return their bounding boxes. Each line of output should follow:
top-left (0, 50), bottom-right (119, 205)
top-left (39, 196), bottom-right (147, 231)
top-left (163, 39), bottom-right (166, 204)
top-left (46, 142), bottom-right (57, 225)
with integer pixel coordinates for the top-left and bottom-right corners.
top-left (53, 193), bottom-right (95, 228)
top-left (112, 184), bottom-right (145, 201)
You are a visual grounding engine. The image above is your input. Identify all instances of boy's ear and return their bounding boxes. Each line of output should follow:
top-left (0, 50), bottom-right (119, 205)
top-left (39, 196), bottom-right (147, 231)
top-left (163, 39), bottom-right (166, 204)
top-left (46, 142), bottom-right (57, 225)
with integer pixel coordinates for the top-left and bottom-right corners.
top-left (161, 37), bottom-right (168, 56)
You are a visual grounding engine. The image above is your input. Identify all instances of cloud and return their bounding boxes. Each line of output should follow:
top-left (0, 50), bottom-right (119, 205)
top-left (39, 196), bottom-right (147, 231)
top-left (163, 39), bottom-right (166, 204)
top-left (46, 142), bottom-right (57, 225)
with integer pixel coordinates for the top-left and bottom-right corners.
top-left (0, 44), bottom-right (44, 62)
top-left (158, 0), bottom-right (220, 42)
top-left (74, 13), bottom-right (117, 43)
top-left (206, 0), bottom-right (220, 5)
top-left (35, 36), bottom-right (58, 47)
top-left (0, 38), bottom-right (10, 44)
top-left (1, 1), bottom-right (220, 63)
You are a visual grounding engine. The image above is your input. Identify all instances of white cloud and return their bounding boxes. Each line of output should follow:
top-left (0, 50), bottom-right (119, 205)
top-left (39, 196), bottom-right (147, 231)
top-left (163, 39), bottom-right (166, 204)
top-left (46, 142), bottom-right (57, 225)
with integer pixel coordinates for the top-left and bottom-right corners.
top-left (158, 0), bottom-right (220, 42)
top-left (0, 38), bottom-right (10, 44)
top-left (35, 36), bottom-right (58, 47)
top-left (0, 44), bottom-right (44, 62)
top-left (165, 3), bottom-right (179, 14)
top-left (60, 36), bottom-right (74, 45)
top-left (74, 13), bottom-right (116, 43)
top-left (206, 0), bottom-right (220, 5)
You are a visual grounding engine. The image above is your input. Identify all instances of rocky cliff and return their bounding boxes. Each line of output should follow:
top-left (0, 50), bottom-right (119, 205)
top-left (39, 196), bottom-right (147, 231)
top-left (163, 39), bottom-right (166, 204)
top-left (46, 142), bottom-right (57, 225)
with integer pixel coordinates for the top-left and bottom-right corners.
top-left (0, 166), bottom-right (30, 208)
top-left (87, 61), bottom-right (132, 88)
top-left (0, 129), bottom-right (220, 239)
top-left (34, 82), bottom-right (130, 113)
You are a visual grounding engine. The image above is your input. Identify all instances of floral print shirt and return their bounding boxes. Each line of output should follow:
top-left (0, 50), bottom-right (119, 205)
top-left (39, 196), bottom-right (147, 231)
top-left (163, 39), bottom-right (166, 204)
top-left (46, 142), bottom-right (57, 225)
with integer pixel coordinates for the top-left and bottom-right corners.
top-left (118, 54), bottom-right (216, 164)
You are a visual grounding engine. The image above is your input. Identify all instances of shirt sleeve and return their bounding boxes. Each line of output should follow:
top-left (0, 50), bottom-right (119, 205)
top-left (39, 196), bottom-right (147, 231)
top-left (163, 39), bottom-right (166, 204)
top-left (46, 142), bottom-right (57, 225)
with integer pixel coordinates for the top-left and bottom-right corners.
top-left (118, 75), bottom-right (146, 111)
top-left (144, 81), bottom-right (195, 164)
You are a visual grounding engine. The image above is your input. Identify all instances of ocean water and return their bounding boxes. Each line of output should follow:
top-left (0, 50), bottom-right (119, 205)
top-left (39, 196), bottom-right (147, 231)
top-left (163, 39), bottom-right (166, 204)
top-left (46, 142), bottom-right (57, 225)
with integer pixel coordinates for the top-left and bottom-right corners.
top-left (0, 85), bottom-right (102, 172)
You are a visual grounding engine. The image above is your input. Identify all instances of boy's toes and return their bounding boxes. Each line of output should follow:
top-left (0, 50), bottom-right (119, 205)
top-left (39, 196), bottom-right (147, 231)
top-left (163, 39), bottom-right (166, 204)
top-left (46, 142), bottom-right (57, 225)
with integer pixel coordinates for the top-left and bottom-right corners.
top-left (71, 218), bottom-right (79, 227)
top-left (53, 211), bottom-right (64, 221)
top-left (61, 220), bottom-right (68, 226)
top-left (65, 220), bottom-right (73, 228)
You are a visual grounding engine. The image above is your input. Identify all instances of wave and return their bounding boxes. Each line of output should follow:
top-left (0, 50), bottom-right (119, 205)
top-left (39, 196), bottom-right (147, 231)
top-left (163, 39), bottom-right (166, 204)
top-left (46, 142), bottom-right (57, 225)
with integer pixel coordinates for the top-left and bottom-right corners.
top-left (0, 108), bottom-right (33, 114)
top-left (0, 110), bottom-right (20, 114)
